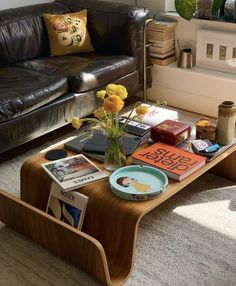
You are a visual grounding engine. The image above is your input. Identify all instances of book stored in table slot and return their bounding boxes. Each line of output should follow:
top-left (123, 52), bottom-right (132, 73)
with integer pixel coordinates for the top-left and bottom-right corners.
top-left (46, 182), bottom-right (88, 230)
top-left (42, 154), bottom-right (108, 191)
top-left (132, 142), bottom-right (206, 181)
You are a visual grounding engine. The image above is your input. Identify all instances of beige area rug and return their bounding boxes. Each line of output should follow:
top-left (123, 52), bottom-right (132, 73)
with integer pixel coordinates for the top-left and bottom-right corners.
top-left (0, 130), bottom-right (236, 286)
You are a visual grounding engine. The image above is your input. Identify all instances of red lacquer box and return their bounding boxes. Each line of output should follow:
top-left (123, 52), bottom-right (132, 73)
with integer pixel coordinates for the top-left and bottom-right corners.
top-left (151, 119), bottom-right (191, 145)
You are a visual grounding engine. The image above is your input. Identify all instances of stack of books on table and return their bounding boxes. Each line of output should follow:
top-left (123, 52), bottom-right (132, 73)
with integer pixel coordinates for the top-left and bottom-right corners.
top-left (148, 20), bottom-right (177, 66)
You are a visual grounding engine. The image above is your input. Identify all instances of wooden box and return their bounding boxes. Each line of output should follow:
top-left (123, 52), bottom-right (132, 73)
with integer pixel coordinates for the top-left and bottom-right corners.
top-left (150, 119), bottom-right (191, 145)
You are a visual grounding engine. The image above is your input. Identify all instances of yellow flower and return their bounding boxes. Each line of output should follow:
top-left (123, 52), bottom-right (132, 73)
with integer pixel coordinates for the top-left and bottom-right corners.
top-left (103, 95), bottom-right (124, 113)
top-left (96, 90), bottom-right (106, 99)
top-left (93, 107), bottom-right (106, 119)
top-left (71, 117), bottom-right (82, 129)
top-left (135, 105), bottom-right (149, 116)
top-left (106, 84), bottom-right (117, 96)
top-left (116, 85), bottom-right (128, 99)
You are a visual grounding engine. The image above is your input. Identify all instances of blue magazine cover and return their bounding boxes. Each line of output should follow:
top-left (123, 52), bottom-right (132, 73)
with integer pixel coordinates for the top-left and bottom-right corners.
top-left (46, 182), bottom-right (88, 230)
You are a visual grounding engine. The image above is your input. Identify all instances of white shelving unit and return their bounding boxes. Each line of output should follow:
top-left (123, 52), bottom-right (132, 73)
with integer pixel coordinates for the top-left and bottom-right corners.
top-left (148, 63), bottom-right (236, 117)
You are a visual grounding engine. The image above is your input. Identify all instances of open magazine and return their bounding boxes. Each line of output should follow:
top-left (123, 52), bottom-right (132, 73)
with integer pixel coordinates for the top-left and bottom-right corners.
top-left (42, 154), bottom-right (108, 191)
top-left (46, 182), bottom-right (88, 230)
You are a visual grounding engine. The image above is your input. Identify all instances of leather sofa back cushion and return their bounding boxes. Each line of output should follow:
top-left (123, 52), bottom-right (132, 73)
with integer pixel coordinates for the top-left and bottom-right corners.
top-left (0, 3), bottom-right (71, 65)
top-left (55, 0), bottom-right (149, 56)
top-left (43, 10), bottom-right (94, 56)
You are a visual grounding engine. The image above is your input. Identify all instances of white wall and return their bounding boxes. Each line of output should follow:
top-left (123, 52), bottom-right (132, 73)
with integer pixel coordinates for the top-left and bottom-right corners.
top-left (101, 0), bottom-right (175, 11)
top-left (0, 0), bottom-right (53, 10)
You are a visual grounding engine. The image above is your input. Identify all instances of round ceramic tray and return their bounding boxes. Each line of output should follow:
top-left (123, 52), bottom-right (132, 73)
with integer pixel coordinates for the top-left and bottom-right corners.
top-left (109, 165), bottom-right (168, 201)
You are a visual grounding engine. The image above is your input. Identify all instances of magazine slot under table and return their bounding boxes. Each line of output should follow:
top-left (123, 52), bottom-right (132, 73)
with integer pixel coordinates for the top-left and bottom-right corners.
top-left (0, 190), bottom-right (110, 285)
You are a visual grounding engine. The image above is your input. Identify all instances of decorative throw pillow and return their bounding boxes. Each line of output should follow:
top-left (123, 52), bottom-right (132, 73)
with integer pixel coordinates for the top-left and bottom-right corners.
top-left (43, 10), bottom-right (94, 56)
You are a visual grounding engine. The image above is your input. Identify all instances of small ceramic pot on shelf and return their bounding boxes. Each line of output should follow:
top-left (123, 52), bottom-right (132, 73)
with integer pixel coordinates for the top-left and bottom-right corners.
top-left (216, 101), bottom-right (236, 145)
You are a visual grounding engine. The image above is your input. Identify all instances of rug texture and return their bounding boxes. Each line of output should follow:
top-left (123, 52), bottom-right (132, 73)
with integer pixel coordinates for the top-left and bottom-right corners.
top-left (0, 130), bottom-right (236, 286)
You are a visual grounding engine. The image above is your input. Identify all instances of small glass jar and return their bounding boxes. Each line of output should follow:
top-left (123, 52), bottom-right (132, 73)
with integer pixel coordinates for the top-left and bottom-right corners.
top-left (196, 118), bottom-right (211, 139)
top-left (201, 124), bottom-right (217, 143)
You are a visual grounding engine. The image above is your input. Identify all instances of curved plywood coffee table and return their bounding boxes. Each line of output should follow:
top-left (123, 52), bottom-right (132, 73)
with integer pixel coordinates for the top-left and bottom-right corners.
top-left (1, 144), bottom-right (236, 285)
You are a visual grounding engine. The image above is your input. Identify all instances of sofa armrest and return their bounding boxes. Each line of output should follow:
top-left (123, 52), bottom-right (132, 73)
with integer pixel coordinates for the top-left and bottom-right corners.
top-left (55, 0), bottom-right (150, 56)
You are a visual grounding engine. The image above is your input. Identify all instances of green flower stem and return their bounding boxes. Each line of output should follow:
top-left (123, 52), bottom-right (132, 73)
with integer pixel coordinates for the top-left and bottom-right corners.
top-left (104, 136), bottom-right (126, 171)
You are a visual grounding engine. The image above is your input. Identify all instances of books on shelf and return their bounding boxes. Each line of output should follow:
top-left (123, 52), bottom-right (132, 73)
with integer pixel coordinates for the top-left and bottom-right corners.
top-left (148, 19), bottom-right (177, 66)
top-left (46, 182), bottom-right (88, 230)
top-left (150, 55), bottom-right (176, 66)
top-left (148, 32), bottom-right (174, 42)
top-left (150, 44), bottom-right (175, 54)
top-left (132, 142), bottom-right (206, 181)
top-left (152, 39), bottom-right (175, 48)
top-left (150, 49), bottom-right (175, 59)
top-left (148, 20), bottom-right (177, 32)
top-left (42, 154), bottom-right (108, 191)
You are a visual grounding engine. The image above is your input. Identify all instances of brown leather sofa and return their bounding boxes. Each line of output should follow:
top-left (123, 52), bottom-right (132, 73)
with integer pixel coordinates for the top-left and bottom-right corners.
top-left (0, 0), bottom-right (151, 153)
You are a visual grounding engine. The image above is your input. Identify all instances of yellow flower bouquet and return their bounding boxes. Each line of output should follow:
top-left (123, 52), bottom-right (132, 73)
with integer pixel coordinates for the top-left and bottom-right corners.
top-left (71, 83), bottom-right (166, 171)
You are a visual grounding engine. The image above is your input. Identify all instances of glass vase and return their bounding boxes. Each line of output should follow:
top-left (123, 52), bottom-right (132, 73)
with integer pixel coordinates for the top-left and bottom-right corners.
top-left (104, 136), bottom-right (127, 171)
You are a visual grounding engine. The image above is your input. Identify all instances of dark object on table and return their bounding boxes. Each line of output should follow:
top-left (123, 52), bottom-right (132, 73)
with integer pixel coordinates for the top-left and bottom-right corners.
top-left (151, 119), bottom-right (191, 145)
top-left (64, 133), bottom-right (104, 162)
top-left (83, 132), bottom-right (140, 155)
top-left (64, 131), bottom-right (140, 161)
top-left (45, 149), bottom-right (68, 160)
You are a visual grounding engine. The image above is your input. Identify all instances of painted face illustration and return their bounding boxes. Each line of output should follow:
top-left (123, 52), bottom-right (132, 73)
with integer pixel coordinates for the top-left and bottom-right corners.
top-left (57, 33), bottom-right (73, 46)
top-left (69, 26), bottom-right (77, 33)
top-left (121, 177), bottom-right (137, 187)
top-left (64, 16), bottom-right (73, 24)
top-left (72, 34), bottom-right (82, 44)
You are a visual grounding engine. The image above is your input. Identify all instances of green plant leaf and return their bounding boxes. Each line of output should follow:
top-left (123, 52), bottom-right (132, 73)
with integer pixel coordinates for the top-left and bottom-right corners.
top-left (212, 0), bottom-right (224, 16)
top-left (175, 0), bottom-right (196, 21)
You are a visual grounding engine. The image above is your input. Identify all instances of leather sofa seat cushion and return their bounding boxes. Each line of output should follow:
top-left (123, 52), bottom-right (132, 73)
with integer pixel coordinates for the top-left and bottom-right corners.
top-left (17, 54), bottom-right (136, 93)
top-left (0, 66), bottom-right (68, 123)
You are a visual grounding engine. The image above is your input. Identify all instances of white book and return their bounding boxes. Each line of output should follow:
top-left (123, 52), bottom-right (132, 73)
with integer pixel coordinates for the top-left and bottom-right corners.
top-left (129, 105), bottom-right (178, 127)
top-left (46, 182), bottom-right (88, 230)
top-left (42, 154), bottom-right (108, 191)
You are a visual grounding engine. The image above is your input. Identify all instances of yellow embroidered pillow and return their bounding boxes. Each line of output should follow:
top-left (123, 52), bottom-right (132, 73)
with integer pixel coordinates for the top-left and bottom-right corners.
top-left (43, 10), bottom-right (94, 56)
